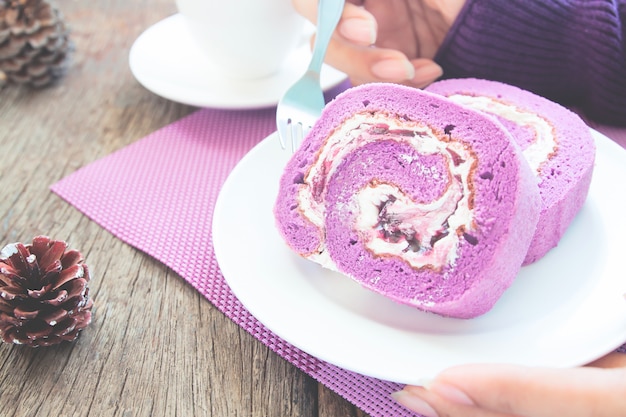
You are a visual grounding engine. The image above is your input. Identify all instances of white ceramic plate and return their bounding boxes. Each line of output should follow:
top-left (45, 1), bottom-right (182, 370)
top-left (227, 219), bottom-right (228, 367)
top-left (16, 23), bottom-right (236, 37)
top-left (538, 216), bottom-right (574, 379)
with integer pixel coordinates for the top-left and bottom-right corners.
top-left (213, 130), bottom-right (626, 384)
top-left (129, 14), bottom-right (347, 109)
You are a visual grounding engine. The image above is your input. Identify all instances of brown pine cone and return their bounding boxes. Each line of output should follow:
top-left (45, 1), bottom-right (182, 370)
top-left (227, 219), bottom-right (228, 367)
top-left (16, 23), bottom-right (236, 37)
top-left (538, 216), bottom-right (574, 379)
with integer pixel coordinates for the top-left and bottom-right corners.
top-left (0, 236), bottom-right (93, 347)
top-left (0, 0), bottom-right (72, 87)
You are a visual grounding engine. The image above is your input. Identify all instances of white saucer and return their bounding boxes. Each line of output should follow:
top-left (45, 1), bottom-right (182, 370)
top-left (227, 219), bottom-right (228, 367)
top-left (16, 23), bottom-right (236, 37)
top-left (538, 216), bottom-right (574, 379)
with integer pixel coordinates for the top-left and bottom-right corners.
top-left (129, 14), bottom-right (348, 109)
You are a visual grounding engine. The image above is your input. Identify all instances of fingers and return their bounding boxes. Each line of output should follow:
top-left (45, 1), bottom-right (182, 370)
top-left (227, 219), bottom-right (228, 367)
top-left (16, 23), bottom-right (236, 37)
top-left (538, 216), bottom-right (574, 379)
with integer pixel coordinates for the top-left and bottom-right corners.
top-left (409, 58), bottom-right (444, 88)
top-left (291, 0), bottom-right (443, 87)
top-left (310, 28), bottom-right (443, 87)
top-left (393, 386), bottom-right (519, 417)
top-left (344, 52), bottom-right (443, 88)
top-left (293, 0), bottom-right (377, 45)
top-left (327, 37), bottom-right (413, 82)
top-left (292, 0), bottom-right (372, 42)
top-left (393, 353), bottom-right (626, 417)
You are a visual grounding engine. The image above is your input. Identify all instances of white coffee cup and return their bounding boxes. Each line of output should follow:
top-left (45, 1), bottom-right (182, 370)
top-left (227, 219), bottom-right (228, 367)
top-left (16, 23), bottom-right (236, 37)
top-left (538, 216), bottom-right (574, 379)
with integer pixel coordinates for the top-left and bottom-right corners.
top-left (175, 0), bottom-right (306, 80)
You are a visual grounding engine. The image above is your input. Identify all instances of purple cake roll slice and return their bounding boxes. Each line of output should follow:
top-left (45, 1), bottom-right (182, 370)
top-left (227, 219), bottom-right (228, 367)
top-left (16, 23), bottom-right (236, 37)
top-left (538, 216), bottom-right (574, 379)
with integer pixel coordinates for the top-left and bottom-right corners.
top-left (426, 78), bottom-right (596, 265)
top-left (274, 83), bottom-right (541, 318)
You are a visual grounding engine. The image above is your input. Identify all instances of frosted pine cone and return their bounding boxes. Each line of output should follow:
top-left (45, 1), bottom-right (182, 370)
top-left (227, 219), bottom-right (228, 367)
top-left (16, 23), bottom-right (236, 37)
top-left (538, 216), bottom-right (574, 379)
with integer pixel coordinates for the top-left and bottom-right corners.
top-left (0, 0), bottom-right (72, 87)
top-left (0, 236), bottom-right (93, 347)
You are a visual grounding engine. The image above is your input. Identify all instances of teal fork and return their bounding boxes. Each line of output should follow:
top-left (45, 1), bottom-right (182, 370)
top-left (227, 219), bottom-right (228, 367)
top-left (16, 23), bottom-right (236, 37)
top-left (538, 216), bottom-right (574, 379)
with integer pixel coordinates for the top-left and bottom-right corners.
top-left (276, 0), bottom-right (345, 152)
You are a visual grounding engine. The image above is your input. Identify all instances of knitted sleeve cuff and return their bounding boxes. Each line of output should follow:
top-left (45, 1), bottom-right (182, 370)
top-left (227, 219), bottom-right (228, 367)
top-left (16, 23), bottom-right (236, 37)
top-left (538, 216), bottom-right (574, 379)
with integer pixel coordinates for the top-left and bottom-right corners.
top-left (434, 0), bottom-right (626, 125)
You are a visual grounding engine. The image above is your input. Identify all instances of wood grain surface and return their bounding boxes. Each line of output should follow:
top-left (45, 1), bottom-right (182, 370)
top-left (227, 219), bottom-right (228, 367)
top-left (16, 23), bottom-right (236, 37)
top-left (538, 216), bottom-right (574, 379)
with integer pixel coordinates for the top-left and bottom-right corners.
top-left (0, 1), bottom-right (368, 416)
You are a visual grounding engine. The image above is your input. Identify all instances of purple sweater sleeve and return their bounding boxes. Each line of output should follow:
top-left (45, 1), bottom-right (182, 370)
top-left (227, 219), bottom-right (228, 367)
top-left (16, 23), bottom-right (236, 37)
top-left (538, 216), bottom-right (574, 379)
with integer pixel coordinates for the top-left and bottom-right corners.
top-left (434, 0), bottom-right (626, 125)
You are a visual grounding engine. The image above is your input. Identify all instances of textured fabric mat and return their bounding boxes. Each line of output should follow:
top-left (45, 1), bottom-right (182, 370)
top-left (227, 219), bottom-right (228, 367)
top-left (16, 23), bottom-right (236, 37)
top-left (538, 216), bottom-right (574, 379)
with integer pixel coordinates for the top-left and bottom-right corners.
top-left (50, 105), bottom-right (419, 417)
top-left (51, 102), bottom-right (626, 417)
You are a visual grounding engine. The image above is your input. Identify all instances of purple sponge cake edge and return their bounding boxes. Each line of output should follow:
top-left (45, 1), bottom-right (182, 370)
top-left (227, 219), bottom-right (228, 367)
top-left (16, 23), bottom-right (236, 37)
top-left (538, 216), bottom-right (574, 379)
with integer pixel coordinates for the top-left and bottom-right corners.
top-left (427, 78), bottom-right (596, 264)
top-left (274, 83), bottom-right (541, 318)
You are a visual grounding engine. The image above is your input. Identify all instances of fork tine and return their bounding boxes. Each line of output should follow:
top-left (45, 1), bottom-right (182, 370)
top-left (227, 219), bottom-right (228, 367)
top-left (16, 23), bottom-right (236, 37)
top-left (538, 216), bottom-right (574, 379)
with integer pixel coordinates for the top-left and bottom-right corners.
top-left (299, 125), bottom-right (312, 150)
top-left (290, 122), bottom-right (303, 154)
top-left (276, 116), bottom-right (290, 150)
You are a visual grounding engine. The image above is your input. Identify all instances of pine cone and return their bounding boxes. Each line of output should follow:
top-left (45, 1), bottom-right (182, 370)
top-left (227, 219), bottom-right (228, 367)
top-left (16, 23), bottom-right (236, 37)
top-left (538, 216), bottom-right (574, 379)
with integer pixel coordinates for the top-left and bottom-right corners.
top-left (0, 0), bottom-right (72, 87)
top-left (0, 236), bottom-right (93, 347)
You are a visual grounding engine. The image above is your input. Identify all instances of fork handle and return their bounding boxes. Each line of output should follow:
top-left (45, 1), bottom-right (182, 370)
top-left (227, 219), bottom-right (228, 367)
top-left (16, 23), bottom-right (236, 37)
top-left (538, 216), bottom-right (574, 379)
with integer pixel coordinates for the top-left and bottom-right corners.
top-left (308, 0), bottom-right (346, 75)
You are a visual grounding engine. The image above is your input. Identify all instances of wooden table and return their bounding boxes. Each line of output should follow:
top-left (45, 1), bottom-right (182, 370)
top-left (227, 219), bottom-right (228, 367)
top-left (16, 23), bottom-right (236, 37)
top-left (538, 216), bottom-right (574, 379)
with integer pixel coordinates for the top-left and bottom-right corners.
top-left (0, 1), bottom-right (368, 415)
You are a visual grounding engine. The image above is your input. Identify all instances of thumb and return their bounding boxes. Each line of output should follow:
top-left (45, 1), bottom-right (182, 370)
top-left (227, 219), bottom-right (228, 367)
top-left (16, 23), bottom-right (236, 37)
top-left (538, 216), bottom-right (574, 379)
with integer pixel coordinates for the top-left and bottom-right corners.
top-left (402, 352), bottom-right (626, 417)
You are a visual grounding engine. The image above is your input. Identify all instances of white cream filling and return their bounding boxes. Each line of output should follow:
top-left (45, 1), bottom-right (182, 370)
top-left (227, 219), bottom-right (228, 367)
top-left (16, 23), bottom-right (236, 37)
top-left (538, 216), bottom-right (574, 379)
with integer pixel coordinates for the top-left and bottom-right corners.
top-left (355, 181), bottom-right (465, 268)
top-left (297, 112), bottom-right (476, 270)
top-left (446, 94), bottom-right (556, 174)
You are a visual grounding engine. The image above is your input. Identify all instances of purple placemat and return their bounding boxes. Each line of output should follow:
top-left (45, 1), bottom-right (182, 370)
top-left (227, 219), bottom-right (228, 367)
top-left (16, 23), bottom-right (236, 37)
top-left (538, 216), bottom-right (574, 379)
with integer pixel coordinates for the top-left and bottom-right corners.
top-left (50, 100), bottom-right (626, 417)
top-left (50, 105), bottom-right (419, 417)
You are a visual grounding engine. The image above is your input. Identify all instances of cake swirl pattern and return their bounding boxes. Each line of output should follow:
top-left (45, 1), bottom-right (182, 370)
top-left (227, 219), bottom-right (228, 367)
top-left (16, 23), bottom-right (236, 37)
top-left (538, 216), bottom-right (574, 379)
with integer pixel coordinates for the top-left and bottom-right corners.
top-left (274, 84), bottom-right (541, 318)
top-left (427, 78), bottom-right (596, 264)
top-left (300, 113), bottom-right (476, 271)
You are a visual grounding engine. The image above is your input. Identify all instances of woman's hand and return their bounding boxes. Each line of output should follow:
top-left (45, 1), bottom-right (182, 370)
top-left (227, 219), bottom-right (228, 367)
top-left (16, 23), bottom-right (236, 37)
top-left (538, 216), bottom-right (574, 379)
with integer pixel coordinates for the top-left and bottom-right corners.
top-left (391, 351), bottom-right (626, 417)
top-left (292, 0), bottom-right (465, 88)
